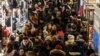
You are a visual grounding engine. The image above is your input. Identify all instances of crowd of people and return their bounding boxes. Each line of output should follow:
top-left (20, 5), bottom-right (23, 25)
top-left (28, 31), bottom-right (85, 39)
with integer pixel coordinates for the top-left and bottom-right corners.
top-left (0, 0), bottom-right (96, 56)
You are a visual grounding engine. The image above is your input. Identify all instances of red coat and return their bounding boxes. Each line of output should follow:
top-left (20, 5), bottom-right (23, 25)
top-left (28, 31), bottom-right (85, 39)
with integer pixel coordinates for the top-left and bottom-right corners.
top-left (2, 28), bottom-right (9, 38)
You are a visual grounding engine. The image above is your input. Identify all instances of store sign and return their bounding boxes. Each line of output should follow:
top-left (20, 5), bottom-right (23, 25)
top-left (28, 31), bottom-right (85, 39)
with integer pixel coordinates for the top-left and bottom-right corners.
top-left (88, 0), bottom-right (100, 3)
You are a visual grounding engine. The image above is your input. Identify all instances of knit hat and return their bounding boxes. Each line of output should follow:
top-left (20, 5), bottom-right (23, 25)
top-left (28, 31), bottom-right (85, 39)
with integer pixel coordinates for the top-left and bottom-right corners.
top-left (65, 34), bottom-right (75, 45)
top-left (68, 34), bottom-right (75, 40)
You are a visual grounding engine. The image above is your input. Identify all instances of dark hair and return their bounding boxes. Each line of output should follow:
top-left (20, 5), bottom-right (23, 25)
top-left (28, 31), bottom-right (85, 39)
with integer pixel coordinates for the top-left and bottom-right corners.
top-left (19, 47), bottom-right (25, 52)
top-left (18, 47), bottom-right (26, 56)
top-left (7, 43), bottom-right (14, 53)
top-left (19, 34), bottom-right (24, 42)
top-left (23, 36), bottom-right (28, 40)
top-left (87, 49), bottom-right (95, 56)
top-left (10, 35), bottom-right (15, 41)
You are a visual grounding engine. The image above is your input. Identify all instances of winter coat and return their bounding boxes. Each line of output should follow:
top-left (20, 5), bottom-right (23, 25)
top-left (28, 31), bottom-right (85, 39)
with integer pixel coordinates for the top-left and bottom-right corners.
top-left (20, 40), bottom-right (33, 52)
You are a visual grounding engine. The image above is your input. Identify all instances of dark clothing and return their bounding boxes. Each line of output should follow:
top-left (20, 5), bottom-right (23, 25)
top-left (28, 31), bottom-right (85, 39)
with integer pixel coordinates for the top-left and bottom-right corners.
top-left (70, 31), bottom-right (79, 39)
top-left (20, 41), bottom-right (33, 52)
top-left (0, 25), bottom-right (2, 40)
top-left (65, 43), bottom-right (79, 56)
top-left (6, 17), bottom-right (11, 27)
top-left (12, 0), bottom-right (18, 8)
top-left (76, 39), bottom-right (88, 56)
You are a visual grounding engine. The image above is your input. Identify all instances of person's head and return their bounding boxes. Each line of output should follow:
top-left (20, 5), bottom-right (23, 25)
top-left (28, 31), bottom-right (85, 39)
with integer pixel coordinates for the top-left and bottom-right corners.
top-left (19, 34), bottom-right (24, 42)
top-left (47, 23), bottom-right (52, 30)
top-left (89, 53), bottom-right (95, 56)
top-left (32, 13), bottom-right (38, 21)
top-left (76, 34), bottom-right (83, 40)
top-left (10, 35), bottom-right (15, 42)
top-left (45, 36), bottom-right (52, 42)
top-left (19, 47), bottom-right (26, 56)
top-left (52, 35), bottom-right (57, 42)
top-left (26, 51), bottom-right (37, 56)
top-left (38, 30), bottom-right (43, 36)
top-left (68, 34), bottom-right (75, 40)
top-left (22, 37), bottom-right (29, 46)
top-left (34, 38), bottom-right (40, 45)
top-left (55, 44), bottom-right (62, 50)
top-left (6, 43), bottom-right (14, 53)
top-left (3, 25), bottom-right (7, 29)
top-left (71, 24), bottom-right (77, 31)
top-left (87, 49), bottom-right (95, 56)
top-left (52, 24), bottom-right (57, 31)
top-left (25, 24), bottom-right (30, 30)
top-left (54, 7), bottom-right (59, 12)
top-left (56, 11), bottom-right (61, 18)
top-left (67, 34), bottom-right (75, 44)
top-left (29, 15), bottom-right (33, 21)
top-left (38, 2), bottom-right (42, 6)
top-left (34, 3), bottom-right (38, 8)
